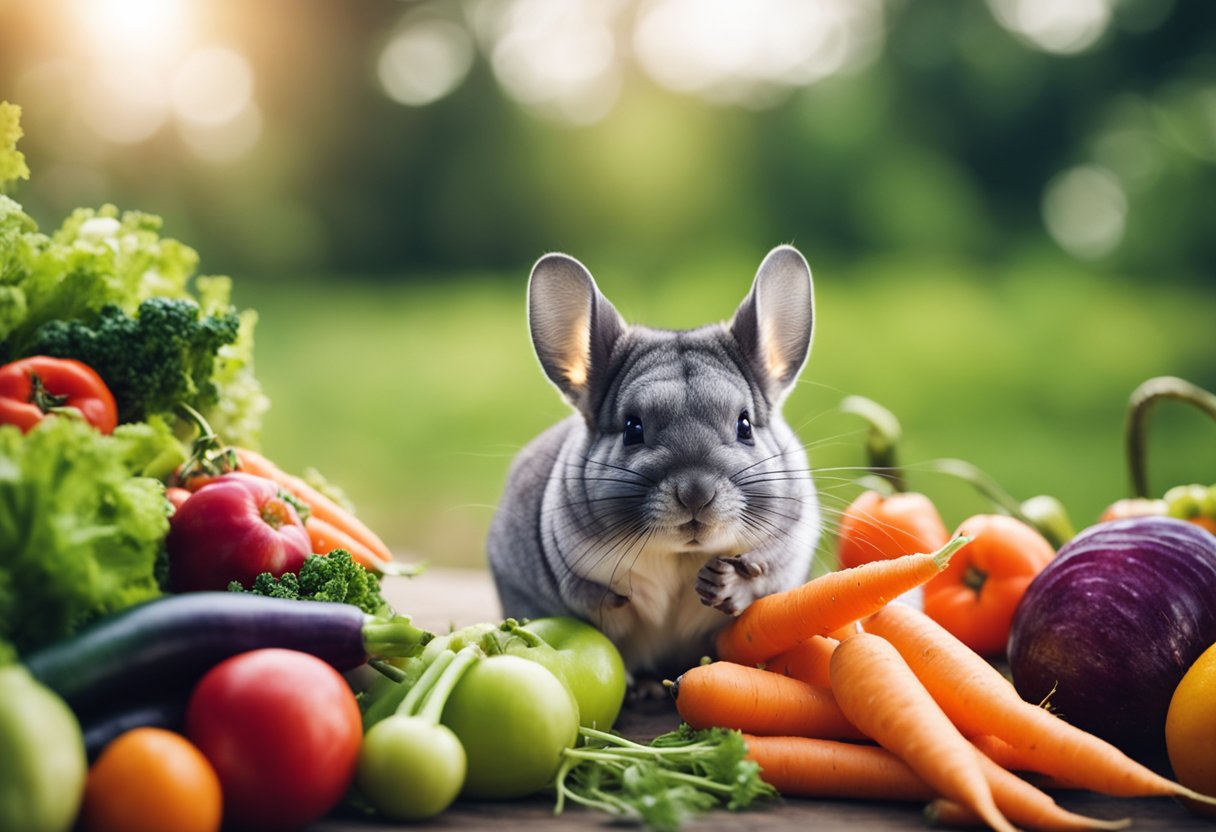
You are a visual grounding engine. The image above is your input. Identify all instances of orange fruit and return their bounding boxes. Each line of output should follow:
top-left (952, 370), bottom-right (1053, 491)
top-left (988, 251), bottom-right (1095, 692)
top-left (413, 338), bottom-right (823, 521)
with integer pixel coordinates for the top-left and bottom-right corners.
top-left (1166, 641), bottom-right (1216, 816)
top-left (80, 727), bottom-right (222, 832)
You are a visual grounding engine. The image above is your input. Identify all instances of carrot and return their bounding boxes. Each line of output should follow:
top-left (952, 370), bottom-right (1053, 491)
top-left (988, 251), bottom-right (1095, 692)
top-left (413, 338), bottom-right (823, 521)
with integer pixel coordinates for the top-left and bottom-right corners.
top-left (971, 748), bottom-right (1130, 831)
top-left (305, 515), bottom-right (392, 574)
top-left (864, 602), bottom-right (1216, 804)
top-left (232, 448), bottom-right (396, 572)
top-left (717, 535), bottom-right (968, 666)
top-left (673, 662), bottom-right (864, 740)
top-left (743, 735), bottom-right (934, 801)
top-left (744, 735), bottom-right (1127, 831)
top-left (971, 734), bottom-right (1083, 790)
top-left (765, 636), bottom-right (838, 689)
top-left (829, 632), bottom-right (1017, 832)
top-left (926, 796), bottom-right (1128, 831)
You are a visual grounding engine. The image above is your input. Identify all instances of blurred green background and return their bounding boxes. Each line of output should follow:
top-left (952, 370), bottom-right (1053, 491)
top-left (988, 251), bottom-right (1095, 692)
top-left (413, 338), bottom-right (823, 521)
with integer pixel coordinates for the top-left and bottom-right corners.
top-left (1, 0), bottom-right (1213, 569)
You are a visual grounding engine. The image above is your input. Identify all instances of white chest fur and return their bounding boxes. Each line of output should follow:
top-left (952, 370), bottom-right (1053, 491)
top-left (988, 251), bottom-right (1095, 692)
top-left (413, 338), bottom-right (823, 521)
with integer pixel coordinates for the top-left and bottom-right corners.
top-left (580, 538), bottom-right (733, 673)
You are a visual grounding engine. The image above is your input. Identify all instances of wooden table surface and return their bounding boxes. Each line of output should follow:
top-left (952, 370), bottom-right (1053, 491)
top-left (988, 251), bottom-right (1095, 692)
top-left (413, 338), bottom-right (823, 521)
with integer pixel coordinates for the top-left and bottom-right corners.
top-left (310, 568), bottom-right (1213, 831)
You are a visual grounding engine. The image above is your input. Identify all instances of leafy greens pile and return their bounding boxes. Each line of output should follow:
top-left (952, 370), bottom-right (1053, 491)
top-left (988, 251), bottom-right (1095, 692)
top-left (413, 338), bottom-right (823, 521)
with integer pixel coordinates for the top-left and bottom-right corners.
top-left (0, 103), bottom-right (267, 444)
top-left (0, 101), bottom-right (269, 657)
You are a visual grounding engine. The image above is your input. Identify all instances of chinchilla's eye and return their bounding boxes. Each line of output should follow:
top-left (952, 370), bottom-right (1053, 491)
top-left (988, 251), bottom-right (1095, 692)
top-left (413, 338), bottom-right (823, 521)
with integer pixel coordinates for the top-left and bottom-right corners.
top-left (623, 414), bottom-right (645, 446)
top-left (737, 410), bottom-right (754, 444)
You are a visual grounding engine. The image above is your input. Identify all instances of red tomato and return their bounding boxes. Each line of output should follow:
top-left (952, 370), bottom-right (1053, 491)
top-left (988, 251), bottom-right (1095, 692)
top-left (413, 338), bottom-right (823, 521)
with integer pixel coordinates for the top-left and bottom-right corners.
top-left (836, 490), bottom-right (950, 569)
top-left (0, 356), bottom-right (118, 434)
top-left (185, 648), bottom-right (362, 831)
top-left (167, 472), bottom-right (312, 591)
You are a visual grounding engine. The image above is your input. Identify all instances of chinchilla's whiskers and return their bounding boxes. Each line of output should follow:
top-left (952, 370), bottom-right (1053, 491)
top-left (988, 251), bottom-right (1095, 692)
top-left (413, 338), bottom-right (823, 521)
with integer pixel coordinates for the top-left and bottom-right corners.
top-left (729, 443), bottom-right (813, 480)
top-left (608, 524), bottom-right (655, 604)
top-left (561, 514), bottom-right (649, 579)
top-left (734, 474), bottom-right (816, 488)
top-left (576, 455), bottom-right (657, 486)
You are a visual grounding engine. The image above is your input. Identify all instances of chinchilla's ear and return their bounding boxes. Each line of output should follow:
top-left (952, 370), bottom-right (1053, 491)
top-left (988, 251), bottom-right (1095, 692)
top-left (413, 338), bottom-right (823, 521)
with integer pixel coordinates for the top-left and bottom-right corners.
top-left (528, 253), bottom-right (626, 415)
top-left (729, 245), bottom-right (814, 405)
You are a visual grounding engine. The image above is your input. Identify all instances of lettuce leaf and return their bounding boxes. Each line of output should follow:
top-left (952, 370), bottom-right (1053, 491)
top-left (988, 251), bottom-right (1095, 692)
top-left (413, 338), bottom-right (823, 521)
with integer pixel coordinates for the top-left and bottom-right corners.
top-left (0, 417), bottom-right (182, 655)
top-left (0, 102), bottom-right (30, 190)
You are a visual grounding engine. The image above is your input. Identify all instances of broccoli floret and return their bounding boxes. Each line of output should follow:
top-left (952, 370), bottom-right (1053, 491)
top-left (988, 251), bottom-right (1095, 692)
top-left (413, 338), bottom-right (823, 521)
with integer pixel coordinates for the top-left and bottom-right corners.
top-left (28, 296), bottom-right (240, 423)
top-left (229, 550), bottom-right (388, 615)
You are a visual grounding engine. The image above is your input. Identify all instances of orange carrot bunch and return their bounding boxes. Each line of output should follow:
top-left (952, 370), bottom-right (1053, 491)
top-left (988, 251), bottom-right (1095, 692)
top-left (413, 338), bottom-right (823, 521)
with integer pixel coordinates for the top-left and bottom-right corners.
top-left (670, 543), bottom-right (1216, 831)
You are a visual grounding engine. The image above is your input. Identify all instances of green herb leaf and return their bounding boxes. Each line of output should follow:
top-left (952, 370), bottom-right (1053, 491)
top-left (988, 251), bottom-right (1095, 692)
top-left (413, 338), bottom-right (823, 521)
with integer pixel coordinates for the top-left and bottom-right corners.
top-left (555, 724), bottom-right (776, 831)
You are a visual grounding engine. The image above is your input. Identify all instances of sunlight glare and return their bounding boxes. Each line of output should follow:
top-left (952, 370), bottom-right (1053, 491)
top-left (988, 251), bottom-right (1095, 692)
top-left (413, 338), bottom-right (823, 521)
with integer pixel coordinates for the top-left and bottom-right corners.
top-left (73, 0), bottom-right (193, 64)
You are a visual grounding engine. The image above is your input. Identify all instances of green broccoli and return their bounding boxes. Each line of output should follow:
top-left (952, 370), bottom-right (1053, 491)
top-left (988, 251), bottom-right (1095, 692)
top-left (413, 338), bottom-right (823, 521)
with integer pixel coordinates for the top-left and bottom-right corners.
top-left (229, 550), bottom-right (389, 616)
top-left (27, 296), bottom-right (240, 423)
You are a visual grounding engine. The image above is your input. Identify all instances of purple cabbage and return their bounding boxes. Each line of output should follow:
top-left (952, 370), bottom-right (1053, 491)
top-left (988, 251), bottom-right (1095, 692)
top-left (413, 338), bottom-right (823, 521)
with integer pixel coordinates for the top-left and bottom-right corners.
top-left (1008, 516), bottom-right (1216, 763)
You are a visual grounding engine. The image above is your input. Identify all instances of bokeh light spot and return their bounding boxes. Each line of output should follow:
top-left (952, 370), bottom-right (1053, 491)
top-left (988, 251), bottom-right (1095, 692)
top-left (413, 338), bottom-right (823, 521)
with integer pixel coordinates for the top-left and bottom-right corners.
top-left (171, 47), bottom-right (255, 127)
top-left (1042, 165), bottom-right (1127, 260)
top-left (987, 0), bottom-right (1112, 55)
top-left (378, 15), bottom-right (474, 107)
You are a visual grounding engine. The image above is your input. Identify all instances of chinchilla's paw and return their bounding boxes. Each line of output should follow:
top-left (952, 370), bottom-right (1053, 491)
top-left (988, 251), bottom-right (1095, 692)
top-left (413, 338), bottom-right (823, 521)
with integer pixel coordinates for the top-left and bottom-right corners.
top-left (695, 554), bottom-right (765, 615)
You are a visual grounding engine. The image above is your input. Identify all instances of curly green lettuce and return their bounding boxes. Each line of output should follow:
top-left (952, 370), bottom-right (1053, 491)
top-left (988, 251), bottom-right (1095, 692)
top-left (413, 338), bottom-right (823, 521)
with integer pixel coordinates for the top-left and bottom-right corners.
top-left (0, 417), bottom-right (184, 655)
top-left (0, 102), bottom-right (29, 189)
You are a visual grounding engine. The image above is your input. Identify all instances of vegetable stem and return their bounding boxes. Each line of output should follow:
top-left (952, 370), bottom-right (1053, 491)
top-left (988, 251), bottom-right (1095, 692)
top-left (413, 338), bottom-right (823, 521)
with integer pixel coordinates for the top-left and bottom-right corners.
top-left (396, 649), bottom-right (453, 717)
top-left (932, 535), bottom-right (971, 570)
top-left (1125, 376), bottom-right (1216, 499)
top-left (414, 645), bottom-right (480, 725)
top-left (174, 401), bottom-right (238, 481)
top-left (841, 395), bottom-right (906, 493)
top-left (362, 614), bottom-right (434, 659)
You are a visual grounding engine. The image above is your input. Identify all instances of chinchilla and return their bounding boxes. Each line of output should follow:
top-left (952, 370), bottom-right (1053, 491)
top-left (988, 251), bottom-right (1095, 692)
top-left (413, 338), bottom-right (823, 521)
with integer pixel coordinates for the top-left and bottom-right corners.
top-left (487, 245), bottom-right (820, 675)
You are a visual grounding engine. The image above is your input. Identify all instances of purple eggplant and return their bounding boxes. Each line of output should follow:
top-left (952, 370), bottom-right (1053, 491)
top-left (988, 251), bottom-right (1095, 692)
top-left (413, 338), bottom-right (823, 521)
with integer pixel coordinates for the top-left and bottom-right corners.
top-left (1008, 516), bottom-right (1216, 762)
top-left (22, 592), bottom-right (431, 717)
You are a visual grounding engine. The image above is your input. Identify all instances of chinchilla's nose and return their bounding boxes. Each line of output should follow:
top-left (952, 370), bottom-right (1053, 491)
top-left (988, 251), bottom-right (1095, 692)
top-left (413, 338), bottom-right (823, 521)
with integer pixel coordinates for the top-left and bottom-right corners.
top-left (676, 473), bottom-right (718, 519)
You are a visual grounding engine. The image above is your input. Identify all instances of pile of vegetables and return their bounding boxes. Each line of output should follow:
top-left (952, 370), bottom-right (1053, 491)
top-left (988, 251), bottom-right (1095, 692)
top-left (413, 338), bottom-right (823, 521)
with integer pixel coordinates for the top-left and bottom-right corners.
top-left (4, 94), bottom-right (1216, 832)
top-left (676, 532), bottom-right (1216, 830)
top-left (0, 101), bottom-right (765, 832)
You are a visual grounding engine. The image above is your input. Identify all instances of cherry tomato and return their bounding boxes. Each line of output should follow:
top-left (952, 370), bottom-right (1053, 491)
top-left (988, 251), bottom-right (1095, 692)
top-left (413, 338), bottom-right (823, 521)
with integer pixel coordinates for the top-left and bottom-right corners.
top-left (167, 472), bottom-right (312, 592)
top-left (0, 356), bottom-right (118, 434)
top-left (923, 514), bottom-right (1055, 657)
top-left (185, 648), bottom-right (362, 831)
top-left (80, 727), bottom-right (222, 832)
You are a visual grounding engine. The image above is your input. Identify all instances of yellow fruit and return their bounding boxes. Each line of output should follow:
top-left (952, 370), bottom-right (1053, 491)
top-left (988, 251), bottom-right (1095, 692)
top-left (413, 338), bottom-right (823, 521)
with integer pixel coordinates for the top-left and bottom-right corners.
top-left (1166, 641), bottom-right (1216, 817)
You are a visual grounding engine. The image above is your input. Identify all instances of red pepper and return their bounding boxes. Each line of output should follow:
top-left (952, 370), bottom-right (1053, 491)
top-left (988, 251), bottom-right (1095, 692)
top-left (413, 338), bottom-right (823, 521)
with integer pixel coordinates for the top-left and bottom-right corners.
top-left (923, 514), bottom-right (1055, 658)
top-left (835, 396), bottom-right (950, 569)
top-left (837, 490), bottom-right (950, 569)
top-left (0, 356), bottom-right (118, 434)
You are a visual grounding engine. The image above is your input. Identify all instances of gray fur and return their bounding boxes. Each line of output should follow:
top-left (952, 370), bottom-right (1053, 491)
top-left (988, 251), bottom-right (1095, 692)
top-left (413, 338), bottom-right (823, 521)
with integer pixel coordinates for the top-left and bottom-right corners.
top-left (488, 246), bottom-right (819, 675)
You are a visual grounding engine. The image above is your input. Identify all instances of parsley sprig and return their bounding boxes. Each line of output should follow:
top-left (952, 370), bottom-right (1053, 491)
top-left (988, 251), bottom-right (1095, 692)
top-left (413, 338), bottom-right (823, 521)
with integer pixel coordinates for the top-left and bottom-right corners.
top-left (554, 724), bottom-right (777, 831)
